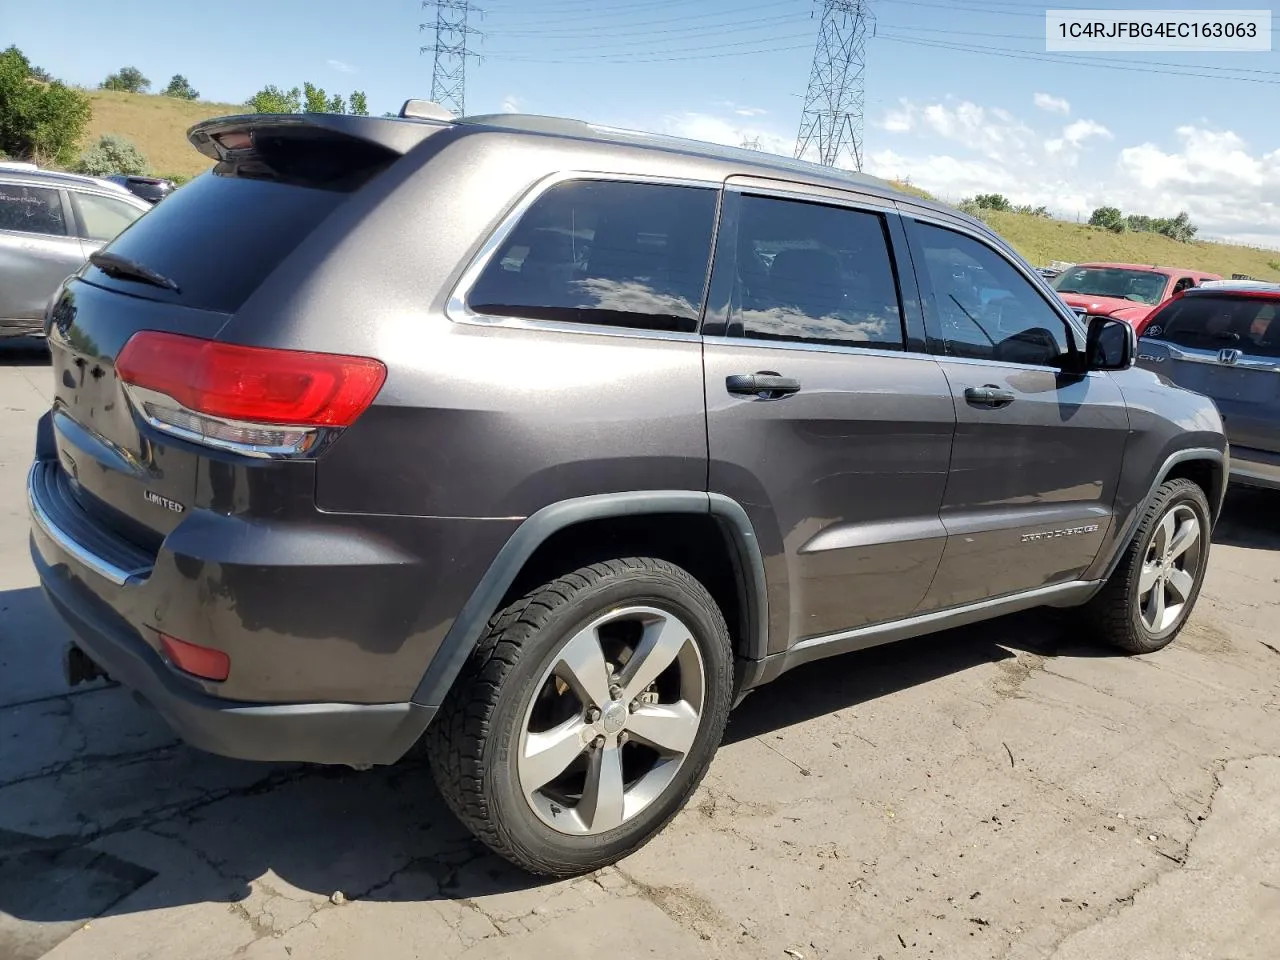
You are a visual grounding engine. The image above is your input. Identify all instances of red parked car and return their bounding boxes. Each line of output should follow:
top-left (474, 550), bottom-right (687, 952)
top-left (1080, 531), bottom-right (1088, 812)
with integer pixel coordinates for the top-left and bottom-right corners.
top-left (1050, 262), bottom-right (1221, 328)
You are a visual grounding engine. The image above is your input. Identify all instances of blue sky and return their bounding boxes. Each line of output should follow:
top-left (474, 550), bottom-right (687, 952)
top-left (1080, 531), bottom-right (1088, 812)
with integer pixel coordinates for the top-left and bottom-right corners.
top-left (7, 0), bottom-right (1280, 244)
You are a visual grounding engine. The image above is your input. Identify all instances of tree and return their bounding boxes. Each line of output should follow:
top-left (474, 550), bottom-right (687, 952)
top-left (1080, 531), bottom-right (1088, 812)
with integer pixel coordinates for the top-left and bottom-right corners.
top-left (162, 74), bottom-right (199, 100)
top-left (77, 134), bottom-right (148, 176)
top-left (248, 81), bottom-right (368, 115)
top-left (0, 45), bottom-right (92, 166)
top-left (1089, 206), bottom-right (1125, 233)
top-left (247, 84), bottom-right (302, 114)
top-left (972, 193), bottom-right (1013, 212)
top-left (303, 82), bottom-right (329, 114)
top-left (100, 66), bottom-right (150, 94)
top-left (1159, 211), bottom-right (1198, 243)
top-left (29, 64), bottom-right (52, 83)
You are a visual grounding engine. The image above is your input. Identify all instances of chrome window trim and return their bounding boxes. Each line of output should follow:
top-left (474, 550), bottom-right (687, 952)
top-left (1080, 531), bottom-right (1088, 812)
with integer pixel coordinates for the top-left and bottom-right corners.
top-left (702, 334), bottom-right (931, 362)
top-left (899, 208), bottom-right (1088, 347)
top-left (27, 463), bottom-right (150, 586)
top-left (445, 170), bottom-right (721, 344)
top-left (1142, 338), bottom-right (1280, 373)
top-left (724, 178), bottom-right (898, 215)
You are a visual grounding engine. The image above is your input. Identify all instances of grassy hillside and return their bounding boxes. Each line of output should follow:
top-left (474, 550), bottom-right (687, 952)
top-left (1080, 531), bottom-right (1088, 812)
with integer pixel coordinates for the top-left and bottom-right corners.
top-left (79, 95), bottom-right (1280, 281)
top-left (85, 90), bottom-right (243, 179)
top-left (889, 180), bottom-right (1278, 282)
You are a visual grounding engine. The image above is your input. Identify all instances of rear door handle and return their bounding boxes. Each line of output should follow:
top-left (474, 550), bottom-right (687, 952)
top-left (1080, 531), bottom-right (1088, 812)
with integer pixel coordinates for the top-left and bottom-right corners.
top-left (964, 384), bottom-right (1016, 407)
top-left (726, 372), bottom-right (802, 398)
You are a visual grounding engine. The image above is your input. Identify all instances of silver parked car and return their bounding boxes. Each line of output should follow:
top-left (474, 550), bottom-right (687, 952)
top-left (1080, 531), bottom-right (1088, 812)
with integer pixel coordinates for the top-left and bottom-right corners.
top-left (0, 168), bottom-right (150, 339)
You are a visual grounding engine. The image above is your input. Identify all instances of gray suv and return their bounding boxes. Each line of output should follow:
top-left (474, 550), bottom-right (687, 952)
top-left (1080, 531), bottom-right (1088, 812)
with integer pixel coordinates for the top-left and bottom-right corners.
top-left (28, 106), bottom-right (1228, 876)
top-left (0, 168), bottom-right (149, 339)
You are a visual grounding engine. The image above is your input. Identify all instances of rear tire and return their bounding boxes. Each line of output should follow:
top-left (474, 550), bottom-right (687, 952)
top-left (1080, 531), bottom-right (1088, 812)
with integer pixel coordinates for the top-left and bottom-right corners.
top-left (1085, 478), bottom-right (1211, 654)
top-left (426, 558), bottom-right (733, 876)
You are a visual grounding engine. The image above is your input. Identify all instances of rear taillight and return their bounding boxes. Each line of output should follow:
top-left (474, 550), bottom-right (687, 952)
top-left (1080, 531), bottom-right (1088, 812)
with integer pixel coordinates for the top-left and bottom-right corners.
top-left (116, 331), bottom-right (386, 458)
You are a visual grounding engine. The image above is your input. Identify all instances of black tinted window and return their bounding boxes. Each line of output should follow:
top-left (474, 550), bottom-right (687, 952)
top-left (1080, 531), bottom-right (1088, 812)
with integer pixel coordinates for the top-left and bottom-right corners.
top-left (0, 183), bottom-right (68, 237)
top-left (85, 171), bottom-right (346, 313)
top-left (914, 223), bottom-right (1069, 365)
top-left (467, 180), bottom-right (717, 333)
top-left (1145, 295), bottom-right (1280, 358)
top-left (724, 195), bottom-right (904, 349)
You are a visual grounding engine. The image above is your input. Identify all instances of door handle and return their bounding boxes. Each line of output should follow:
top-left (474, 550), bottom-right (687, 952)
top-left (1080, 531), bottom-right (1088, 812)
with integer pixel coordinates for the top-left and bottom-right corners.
top-left (726, 372), bottom-right (802, 398)
top-left (964, 384), bottom-right (1016, 407)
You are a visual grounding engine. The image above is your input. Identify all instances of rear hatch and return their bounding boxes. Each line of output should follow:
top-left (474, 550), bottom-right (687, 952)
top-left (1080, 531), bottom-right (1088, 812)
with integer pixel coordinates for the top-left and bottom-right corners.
top-left (1140, 292), bottom-right (1280, 453)
top-left (43, 113), bottom-right (444, 553)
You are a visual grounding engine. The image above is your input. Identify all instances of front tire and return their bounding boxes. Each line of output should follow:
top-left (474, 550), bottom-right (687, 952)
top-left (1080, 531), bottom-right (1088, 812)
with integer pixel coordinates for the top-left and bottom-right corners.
top-left (1086, 478), bottom-right (1211, 654)
top-left (426, 558), bottom-right (734, 876)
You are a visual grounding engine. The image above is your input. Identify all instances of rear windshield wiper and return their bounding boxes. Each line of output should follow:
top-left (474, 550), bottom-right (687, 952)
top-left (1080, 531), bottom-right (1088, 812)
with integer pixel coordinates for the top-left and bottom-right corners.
top-left (88, 251), bottom-right (180, 293)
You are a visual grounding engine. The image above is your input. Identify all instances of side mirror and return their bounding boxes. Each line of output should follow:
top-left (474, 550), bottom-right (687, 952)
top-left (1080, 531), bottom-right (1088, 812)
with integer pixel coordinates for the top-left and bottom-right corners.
top-left (1085, 315), bottom-right (1136, 371)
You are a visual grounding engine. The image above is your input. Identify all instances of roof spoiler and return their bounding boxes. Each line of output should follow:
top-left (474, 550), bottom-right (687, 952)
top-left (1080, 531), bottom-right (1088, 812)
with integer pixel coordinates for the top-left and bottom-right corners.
top-left (187, 112), bottom-right (450, 163)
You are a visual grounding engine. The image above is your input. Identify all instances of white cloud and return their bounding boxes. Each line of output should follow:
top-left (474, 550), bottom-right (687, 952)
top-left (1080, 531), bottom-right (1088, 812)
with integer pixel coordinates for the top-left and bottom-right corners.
top-left (326, 59), bottom-right (356, 74)
top-left (715, 100), bottom-right (768, 118)
top-left (1063, 119), bottom-right (1112, 145)
top-left (501, 94), bottom-right (523, 113)
top-left (879, 98), bottom-right (915, 133)
top-left (1034, 92), bottom-right (1071, 114)
top-left (661, 112), bottom-right (792, 156)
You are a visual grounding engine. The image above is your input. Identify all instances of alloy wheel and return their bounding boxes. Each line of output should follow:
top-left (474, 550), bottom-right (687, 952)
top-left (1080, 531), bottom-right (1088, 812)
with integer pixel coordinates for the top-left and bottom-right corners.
top-left (1137, 504), bottom-right (1204, 634)
top-left (517, 605), bottom-right (706, 836)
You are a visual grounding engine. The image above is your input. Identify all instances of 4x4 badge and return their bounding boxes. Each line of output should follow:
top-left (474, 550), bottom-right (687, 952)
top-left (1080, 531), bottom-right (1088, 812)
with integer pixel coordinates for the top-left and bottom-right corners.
top-left (144, 490), bottom-right (185, 513)
top-left (1217, 348), bottom-right (1242, 365)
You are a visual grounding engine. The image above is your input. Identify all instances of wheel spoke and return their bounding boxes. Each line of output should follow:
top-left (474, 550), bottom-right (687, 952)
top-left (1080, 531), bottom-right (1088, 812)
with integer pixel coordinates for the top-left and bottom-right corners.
top-left (626, 701), bottom-right (700, 756)
top-left (556, 625), bottom-right (612, 709)
top-left (622, 615), bottom-right (691, 702)
top-left (1155, 511), bottom-right (1176, 555)
top-left (579, 743), bottom-right (625, 831)
top-left (1167, 567), bottom-right (1195, 604)
top-left (520, 717), bottom-right (588, 792)
top-left (1144, 576), bottom-right (1166, 630)
top-left (1138, 561), bottom-right (1162, 593)
top-left (1168, 517), bottom-right (1200, 561)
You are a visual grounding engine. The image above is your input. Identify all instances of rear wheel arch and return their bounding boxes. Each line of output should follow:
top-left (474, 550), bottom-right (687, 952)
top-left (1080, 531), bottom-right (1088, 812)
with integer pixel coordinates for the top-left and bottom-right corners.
top-left (411, 491), bottom-right (769, 708)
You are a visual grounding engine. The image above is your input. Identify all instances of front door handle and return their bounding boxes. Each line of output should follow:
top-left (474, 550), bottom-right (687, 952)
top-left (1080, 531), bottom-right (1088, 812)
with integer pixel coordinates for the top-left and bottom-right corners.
top-left (964, 384), bottom-right (1016, 407)
top-left (726, 372), bottom-right (802, 398)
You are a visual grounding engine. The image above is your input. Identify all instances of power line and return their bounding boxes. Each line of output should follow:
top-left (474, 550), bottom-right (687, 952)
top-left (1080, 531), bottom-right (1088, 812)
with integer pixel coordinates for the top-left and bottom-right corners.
top-left (482, 0), bottom-right (805, 29)
top-left (878, 33), bottom-right (1280, 85)
top-left (482, 31), bottom-right (816, 60)
top-left (483, 13), bottom-right (802, 41)
top-left (477, 41), bottom-right (816, 66)
top-left (419, 0), bottom-right (481, 116)
top-left (796, 0), bottom-right (872, 171)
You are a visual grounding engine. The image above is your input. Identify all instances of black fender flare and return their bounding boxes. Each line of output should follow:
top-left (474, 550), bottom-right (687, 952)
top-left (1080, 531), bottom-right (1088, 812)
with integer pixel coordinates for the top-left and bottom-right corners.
top-left (1093, 446), bottom-right (1226, 584)
top-left (410, 490), bottom-right (769, 707)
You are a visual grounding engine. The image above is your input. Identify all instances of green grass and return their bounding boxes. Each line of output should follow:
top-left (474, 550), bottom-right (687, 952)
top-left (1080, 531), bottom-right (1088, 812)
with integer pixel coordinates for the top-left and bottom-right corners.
top-left (78, 95), bottom-right (1280, 280)
top-left (84, 90), bottom-right (243, 179)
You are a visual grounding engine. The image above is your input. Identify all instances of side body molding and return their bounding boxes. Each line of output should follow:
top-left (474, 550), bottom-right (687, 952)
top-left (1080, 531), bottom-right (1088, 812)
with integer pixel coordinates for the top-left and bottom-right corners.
top-left (411, 490), bottom-right (769, 707)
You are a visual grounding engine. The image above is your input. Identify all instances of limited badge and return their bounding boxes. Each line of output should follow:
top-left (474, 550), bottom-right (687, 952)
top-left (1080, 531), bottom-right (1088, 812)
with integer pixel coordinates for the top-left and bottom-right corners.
top-left (143, 489), bottom-right (185, 513)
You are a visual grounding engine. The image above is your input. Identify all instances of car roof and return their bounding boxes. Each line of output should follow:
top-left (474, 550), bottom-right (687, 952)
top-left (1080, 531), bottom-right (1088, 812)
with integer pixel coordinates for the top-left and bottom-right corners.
top-left (1186, 280), bottom-right (1280, 297)
top-left (452, 112), bottom-right (968, 220)
top-left (1071, 262), bottom-right (1200, 275)
top-left (0, 167), bottom-right (141, 198)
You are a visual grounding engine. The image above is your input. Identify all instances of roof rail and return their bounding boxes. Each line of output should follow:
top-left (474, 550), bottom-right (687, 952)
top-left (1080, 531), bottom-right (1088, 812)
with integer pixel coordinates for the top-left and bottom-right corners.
top-left (399, 99), bottom-right (454, 122)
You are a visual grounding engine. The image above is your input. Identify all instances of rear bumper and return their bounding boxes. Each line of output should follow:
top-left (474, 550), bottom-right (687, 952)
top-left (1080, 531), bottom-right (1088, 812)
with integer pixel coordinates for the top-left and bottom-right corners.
top-left (31, 538), bottom-right (434, 766)
top-left (28, 456), bottom-right (441, 766)
top-left (1230, 446), bottom-right (1280, 491)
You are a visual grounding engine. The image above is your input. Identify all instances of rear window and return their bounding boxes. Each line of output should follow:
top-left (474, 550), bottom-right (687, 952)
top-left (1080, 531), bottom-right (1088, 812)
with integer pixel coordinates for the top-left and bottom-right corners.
top-left (1145, 295), bottom-right (1280, 358)
top-left (83, 170), bottom-right (348, 314)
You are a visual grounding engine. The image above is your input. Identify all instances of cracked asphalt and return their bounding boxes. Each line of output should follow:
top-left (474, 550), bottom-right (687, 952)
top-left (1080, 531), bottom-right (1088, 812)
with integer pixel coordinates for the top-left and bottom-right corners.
top-left (3, 345), bottom-right (1279, 960)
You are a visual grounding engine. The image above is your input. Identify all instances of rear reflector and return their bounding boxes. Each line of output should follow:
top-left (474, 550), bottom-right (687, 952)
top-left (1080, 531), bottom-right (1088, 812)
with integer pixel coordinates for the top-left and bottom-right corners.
top-left (116, 331), bottom-right (386, 457)
top-left (160, 633), bottom-right (230, 681)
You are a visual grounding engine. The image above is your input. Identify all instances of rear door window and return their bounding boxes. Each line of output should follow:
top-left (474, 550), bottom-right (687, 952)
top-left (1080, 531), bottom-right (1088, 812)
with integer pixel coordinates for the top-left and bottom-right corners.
top-left (1147, 296), bottom-right (1280, 358)
top-left (0, 182), bottom-right (69, 237)
top-left (466, 179), bottom-right (718, 333)
top-left (72, 191), bottom-right (144, 242)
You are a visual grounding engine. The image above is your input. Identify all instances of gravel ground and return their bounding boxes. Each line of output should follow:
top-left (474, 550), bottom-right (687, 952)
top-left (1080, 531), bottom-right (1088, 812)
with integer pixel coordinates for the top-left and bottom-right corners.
top-left (3, 345), bottom-right (1278, 960)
